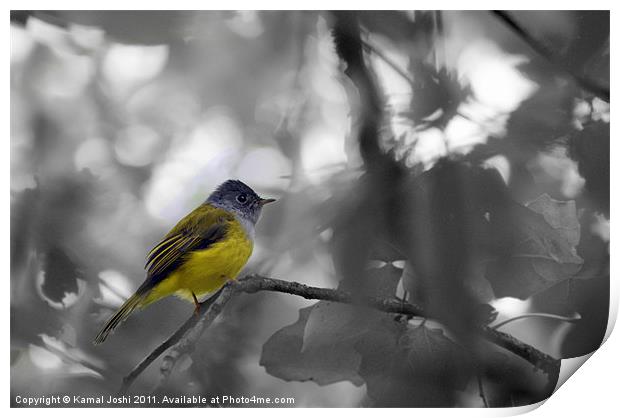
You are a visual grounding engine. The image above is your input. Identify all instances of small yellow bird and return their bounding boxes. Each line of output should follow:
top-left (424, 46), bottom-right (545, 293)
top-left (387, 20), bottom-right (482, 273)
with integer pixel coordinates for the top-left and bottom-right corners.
top-left (94, 180), bottom-right (275, 344)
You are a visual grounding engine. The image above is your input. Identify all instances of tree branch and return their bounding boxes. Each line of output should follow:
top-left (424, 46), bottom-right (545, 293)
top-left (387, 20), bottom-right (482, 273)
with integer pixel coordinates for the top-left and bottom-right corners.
top-left (481, 325), bottom-right (560, 379)
top-left (491, 10), bottom-right (609, 102)
top-left (119, 274), bottom-right (559, 394)
top-left (152, 284), bottom-right (237, 394)
top-left (239, 275), bottom-right (559, 379)
top-left (330, 10), bottom-right (384, 168)
top-left (117, 285), bottom-right (232, 395)
top-left (237, 274), bottom-right (426, 315)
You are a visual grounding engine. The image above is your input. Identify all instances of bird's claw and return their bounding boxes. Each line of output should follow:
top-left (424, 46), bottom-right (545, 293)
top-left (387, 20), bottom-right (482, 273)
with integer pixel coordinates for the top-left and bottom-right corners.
top-left (192, 292), bottom-right (200, 316)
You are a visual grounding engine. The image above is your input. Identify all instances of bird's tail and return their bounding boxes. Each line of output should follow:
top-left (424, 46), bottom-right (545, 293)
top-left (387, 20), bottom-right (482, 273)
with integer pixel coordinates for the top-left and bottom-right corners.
top-left (94, 292), bottom-right (146, 345)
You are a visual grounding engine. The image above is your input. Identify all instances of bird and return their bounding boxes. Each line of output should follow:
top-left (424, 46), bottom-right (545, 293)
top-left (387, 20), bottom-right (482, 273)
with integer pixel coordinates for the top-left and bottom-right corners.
top-left (94, 180), bottom-right (275, 344)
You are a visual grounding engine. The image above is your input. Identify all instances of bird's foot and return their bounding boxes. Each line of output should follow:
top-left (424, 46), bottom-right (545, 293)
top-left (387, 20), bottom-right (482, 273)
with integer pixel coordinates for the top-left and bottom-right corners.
top-left (192, 292), bottom-right (200, 316)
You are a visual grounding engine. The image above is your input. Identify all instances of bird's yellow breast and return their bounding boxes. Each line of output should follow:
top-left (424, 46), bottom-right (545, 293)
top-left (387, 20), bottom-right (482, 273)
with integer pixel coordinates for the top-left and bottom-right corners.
top-left (144, 218), bottom-right (253, 304)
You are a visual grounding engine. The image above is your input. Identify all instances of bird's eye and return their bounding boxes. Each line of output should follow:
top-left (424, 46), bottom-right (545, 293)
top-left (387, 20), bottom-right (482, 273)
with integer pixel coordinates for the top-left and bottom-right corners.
top-left (236, 193), bottom-right (247, 204)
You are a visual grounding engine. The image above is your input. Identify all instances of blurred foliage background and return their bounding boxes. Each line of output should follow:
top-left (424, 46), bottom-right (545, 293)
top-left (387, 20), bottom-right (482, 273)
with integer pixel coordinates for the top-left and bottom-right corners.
top-left (11, 10), bottom-right (609, 407)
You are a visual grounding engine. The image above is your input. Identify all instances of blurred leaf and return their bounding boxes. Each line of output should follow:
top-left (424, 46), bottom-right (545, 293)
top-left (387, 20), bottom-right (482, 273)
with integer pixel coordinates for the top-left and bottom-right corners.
top-left (474, 303), bottom-right (499, 325)
top-left (564, 12), bottom-right (609, 86)
top-left (260, 306), bottom-right (364, 386)
top-left (580, 37), bottom-right (609, 90)
top-left (506, 11), bottom-right (608, 83)
top-left (505, 81), bottom-right (574, 149)
top-left (400, 324), bottom-right (473, 390)
top-left (261, 266), bottom-right (404, 387)
top-left (38, 334), bottom-right (104, 378)
top-left (40, 247), bottom-right (80, 306)
top-left (358, 11), bottom-right (433, 45)
top-left (486, 195), bottom-right (583, 299)
top-left (10, 10), bottom-right (32, 26)
top-left (185, 297), bottom-right (257, 398)
top-left (337, 263), bottom-right (404, 301)
top-left (11, 186), bottom-right (39, 272)
top-left (302, 302), bottom-right (378, 354)
top-left (572, 213), bottom-right (609, 282)
top-left (355, 319), bottom-right (473, 406)
top-left (367, 238), bottom-right (406, 264)
top-left (527, 194), bottom-right (580, 247)
top-left (38, 11), bottom-right (190, 45)
top-left (560, 274), bottom-right (608, 357)
top-left (354, 319), bottom-right (412, 406)
top-left (403, 64), bottom-right (471, 129)
top-left (569, 121), bottom-right (609, 216)
top-left (531, 211), bottom-right (609, 358)
top-left (366, 264), bottom-right (403, 298)
top-left (11, 348), bottom-right (23, 366)
top-left (397, 161), bottom-right (504, 332)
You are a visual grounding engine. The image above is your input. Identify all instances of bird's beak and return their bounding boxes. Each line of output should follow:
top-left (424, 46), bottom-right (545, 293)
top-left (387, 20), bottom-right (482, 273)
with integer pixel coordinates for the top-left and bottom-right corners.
top-left (259, 198), bottom-right (276, 206)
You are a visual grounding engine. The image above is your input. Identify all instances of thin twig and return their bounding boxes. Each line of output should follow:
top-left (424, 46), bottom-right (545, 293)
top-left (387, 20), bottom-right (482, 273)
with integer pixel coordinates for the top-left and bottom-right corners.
top-left (153, 285), bottom-right (237, 393)
top-left (37, 341), bottom-right (106, 377)
top-left (491, 10), bottom-right (609, 102)
top-left (477, 373), bottom-right (489, 407)
top-left (117, 286), bottom-right (231, 394)
top-left (492, 312), bottom-right (581, 330)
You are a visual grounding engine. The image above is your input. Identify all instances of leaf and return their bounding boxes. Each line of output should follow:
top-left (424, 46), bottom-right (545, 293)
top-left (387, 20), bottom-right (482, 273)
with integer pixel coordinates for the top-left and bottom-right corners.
top-left (301, 264), bottom-right (401, 351)
top-left (261, 265), bottom-right (402, 386)
top-left (399, 324), bottom-right (474, 390)
top-left (354, 319), bottom-right (412, 406)
top-left (398, 161), bottom-right (503, 329)
top-left (403, 64), bottom-right (471, 130)
top-left (11, 349), bottom-right (23, 366)
top-left (367, 239), bottom-right (406, 263)
top-left (260, 306), bottom-right (364, 386)
top-left (258, 266), bottom-right (476, 406)
top-left (357, 11), bottom-right (434, 57)
top-left (506, 11), bottom-right (608, 87)
top-left (502, 65), bottom-right (576, 153)
top-left (530, 211), bottom-right (609, 358)
top-left (556, 11), bottom-right (609, 87)
top-left (527, 194), bottom-right (580, 247)
top-left (364, 264), bottom-right (404, 298)
top-left (39, 247), bottom-right (81, 307)
top-left (355, 320), bottom-right (473, 406)
top-left (486, 196), bottom-right (583, 299)
top-left (338, 259), bottom-right (403, 298)
top-left (581, 37), bottom-right (609, 90)
top-left (569, 121), bottom-right (610, 216)
top-left (302, 302), bottom-right (378, 353)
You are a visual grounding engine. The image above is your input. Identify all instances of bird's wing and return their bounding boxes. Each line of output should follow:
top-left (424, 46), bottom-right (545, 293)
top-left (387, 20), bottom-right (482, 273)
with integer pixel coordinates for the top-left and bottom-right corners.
top-left (139, 205), bottom-right (233, 292)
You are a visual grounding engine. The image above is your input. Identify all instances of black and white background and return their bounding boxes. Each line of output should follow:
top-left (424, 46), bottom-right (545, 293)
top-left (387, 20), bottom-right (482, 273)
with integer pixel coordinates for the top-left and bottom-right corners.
top-left (9, 8), bottom-right (611, 409)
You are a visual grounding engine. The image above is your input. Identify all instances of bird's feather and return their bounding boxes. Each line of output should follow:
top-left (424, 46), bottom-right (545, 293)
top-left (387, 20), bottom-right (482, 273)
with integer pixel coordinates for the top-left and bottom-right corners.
top-left (139, 205), bottom-right (233, 293)
top-left (94, 205), bottom-right (237, 344)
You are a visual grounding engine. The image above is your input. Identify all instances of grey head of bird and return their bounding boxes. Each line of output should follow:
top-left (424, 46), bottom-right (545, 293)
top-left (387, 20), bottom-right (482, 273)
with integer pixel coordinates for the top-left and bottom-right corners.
top-left (206, 179), bottom-right (275, 225)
